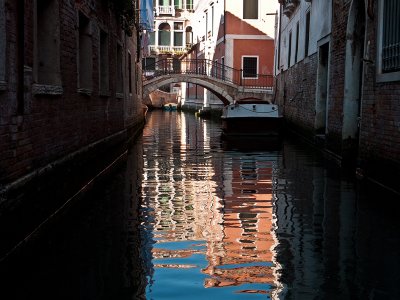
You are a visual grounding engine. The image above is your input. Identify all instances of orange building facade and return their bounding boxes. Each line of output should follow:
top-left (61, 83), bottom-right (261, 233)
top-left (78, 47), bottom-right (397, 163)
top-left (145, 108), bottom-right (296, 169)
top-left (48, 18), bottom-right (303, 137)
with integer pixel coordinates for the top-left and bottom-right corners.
top-left (180, 0), bottom-right (278, 111)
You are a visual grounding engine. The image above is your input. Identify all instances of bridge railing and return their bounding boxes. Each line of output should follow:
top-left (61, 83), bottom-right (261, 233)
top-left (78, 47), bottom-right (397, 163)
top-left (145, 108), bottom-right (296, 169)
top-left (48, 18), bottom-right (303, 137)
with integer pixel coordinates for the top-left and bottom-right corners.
top-left (143, 59), bottom-right (273, 90)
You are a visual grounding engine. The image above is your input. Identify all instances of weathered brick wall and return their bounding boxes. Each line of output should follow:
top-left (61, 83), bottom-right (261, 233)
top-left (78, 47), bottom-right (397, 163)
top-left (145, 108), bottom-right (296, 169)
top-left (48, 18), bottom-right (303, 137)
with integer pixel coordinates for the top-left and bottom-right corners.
top-left (358, 0), bottom-right (400, 187)
top-left (0, 0), bottom-right (144, 185)
top-left (326, 0), bottom-right (351, 155)
top-left (275, 53), bottom-right (318, 138)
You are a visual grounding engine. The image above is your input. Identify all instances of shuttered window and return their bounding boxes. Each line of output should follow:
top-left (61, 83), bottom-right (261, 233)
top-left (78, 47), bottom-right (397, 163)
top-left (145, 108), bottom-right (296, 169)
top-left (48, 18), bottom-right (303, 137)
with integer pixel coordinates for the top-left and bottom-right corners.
top-left (243, 0), bottom-right (258, 19)
top-left (382, 0), bottom-right (400, 73)
top-left (242, 56), bottom-right (258, 78)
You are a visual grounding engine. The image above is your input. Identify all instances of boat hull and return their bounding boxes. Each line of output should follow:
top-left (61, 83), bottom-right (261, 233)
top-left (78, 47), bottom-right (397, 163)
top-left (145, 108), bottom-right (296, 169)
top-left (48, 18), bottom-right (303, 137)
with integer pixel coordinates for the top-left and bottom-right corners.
top-left (221, 116), bottom-right (283, 137)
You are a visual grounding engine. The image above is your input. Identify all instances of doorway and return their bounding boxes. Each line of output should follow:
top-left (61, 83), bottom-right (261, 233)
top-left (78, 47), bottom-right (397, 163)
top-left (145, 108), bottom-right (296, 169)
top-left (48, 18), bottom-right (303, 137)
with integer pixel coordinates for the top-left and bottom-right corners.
top-left (315, 42), bottom-right (330, 135)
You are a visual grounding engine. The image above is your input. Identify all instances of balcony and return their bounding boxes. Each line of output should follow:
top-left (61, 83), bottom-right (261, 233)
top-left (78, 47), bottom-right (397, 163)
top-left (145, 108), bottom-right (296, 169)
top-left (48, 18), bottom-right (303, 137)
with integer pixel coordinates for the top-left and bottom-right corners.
top-left (156, 6), bottom-right (175, 16)
top-left (278, 0), bottom-right (300, 17)
top-left (149, 45), bottom-right (187, 55)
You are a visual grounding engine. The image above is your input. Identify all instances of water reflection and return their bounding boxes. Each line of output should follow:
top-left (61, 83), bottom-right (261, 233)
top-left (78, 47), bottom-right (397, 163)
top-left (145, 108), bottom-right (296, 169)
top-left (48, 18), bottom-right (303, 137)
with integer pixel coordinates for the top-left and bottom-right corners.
top-left (1, 110), bottom-right (399, 299)
top-left (140, 110), bottom-right (400, 300)
top-left (140, 110), bottom-right (281, 299)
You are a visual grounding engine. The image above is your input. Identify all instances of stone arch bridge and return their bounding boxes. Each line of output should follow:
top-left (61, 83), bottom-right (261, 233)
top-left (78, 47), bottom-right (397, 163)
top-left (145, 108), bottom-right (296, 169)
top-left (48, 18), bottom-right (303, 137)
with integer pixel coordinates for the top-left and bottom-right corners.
top-left (143, 59), bottom-right (274, 106)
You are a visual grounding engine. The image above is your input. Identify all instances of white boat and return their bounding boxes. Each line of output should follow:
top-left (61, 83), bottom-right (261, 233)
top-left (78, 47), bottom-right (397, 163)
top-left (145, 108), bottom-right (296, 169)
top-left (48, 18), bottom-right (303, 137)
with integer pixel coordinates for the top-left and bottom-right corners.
top-left (221, 98), bottom-right (283, 137)
top-left (163, 103), bottom-right (178, 111)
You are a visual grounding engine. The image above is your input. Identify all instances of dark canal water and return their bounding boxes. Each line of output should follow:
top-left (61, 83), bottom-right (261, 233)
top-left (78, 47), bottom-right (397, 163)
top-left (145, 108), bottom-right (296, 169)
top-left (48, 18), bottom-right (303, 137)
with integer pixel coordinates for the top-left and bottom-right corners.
top-left (1, 110), bottom-right (400, 299)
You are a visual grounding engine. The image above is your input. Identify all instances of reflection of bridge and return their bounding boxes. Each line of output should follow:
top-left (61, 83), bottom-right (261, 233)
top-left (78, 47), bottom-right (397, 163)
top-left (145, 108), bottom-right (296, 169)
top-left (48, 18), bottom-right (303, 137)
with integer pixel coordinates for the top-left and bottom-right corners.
top-left (143, 59), bottom-right (274, 105)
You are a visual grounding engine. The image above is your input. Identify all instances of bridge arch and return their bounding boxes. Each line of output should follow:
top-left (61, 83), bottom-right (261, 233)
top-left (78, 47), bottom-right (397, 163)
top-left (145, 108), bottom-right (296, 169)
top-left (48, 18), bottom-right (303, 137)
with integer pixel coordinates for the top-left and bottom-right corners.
top-left (143, 74), bottom-right (237, 106)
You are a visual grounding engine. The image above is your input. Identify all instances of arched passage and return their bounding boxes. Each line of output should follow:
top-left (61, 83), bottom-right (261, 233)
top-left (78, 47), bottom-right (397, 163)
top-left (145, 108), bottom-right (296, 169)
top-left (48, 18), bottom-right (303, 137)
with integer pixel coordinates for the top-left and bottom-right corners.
top-left (342, 0), bottom-right (366, 159)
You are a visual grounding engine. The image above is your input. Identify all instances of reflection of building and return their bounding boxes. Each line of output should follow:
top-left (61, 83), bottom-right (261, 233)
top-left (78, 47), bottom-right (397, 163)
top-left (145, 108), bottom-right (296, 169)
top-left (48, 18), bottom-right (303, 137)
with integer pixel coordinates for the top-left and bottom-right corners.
top-left (203, 155), bottom-right (279, 294)
top-left (140, 111), bottom-right (281, 296)
top-left (181, 0), bottom-right (279, 111)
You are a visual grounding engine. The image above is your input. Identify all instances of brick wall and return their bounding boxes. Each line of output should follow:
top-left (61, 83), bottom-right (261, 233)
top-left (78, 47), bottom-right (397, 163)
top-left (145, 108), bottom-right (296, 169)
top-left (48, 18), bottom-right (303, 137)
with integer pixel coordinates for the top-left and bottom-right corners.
top-left (357, 0), bottom-right (400, 188)
top-left (275, 53), bottom-right (318, 138)
top-left (276, 0), bottom-right (400, 191)
top-left (0, 0), bottom-right (144, 185)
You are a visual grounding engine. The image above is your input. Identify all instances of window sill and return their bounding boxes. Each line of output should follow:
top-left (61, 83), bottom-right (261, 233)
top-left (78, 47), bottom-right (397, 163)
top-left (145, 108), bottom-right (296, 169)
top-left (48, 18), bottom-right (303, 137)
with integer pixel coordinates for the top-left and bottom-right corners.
top-left (77, 88), bottom-right (92, 96)
top-left (0, 80), bottom-right (7, 91)
top-left (376, 71), bottom-right (400, 83)
top-left (33, 84), bottom-right (63, 96)
top-left (116, 92), bottom-right (124, 99)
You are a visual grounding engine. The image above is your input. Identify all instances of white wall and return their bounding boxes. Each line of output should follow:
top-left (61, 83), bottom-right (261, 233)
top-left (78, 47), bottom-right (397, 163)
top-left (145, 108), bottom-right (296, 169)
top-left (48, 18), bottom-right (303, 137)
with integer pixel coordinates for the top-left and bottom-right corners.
top-left (225, 0), bottom-right (279, 38)
top-left (277, 0), bottom-right (332, 72)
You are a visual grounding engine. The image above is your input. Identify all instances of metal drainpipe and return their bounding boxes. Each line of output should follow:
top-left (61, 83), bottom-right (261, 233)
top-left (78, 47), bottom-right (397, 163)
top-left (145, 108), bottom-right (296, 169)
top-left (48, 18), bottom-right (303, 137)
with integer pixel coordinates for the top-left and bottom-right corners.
top-left (17, 0), bottom-right (24, 115)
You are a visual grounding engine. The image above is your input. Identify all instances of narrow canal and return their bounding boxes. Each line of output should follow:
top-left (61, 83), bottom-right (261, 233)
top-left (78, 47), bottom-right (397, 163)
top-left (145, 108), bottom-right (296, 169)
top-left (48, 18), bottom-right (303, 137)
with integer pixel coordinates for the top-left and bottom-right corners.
top-left (1, 110), bottom-right (399, 299)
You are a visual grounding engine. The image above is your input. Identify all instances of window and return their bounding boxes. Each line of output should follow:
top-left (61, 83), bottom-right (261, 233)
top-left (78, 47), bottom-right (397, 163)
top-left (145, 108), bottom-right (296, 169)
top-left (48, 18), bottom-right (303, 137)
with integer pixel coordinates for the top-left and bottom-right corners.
top-left (149, 31), bottom-right (155, 45)
top-left (221, 56), bottom-right (225, 79)
top-left (128, 52), bottom-right (132, 94)
top-left (288, 31), bottom-right (292, 67)
top-left (78, 12), bottom-right (92, 90)
top-left (0, 0), bottom-right (6, 87)
top-left (211, 5), bottom-right (214, 37)
top-left (242, 56), bottom-right (258, 78)
top-left (116, 44), bottom-right (123, 94)
top-left (381, 0), bottom-right (400, 73)
top-left (186, 0), bottom-right (193, 10)
top-left (295, 21), bottom-right (299, 63)
top-left (174, 22), bottom-right (183, 46)
top-left (205, 11), bottom-right (208, 37)
top-left (305, 10), bottom-right (311, 57)
top-left (174, 32), bottom-right (183, 46)
top-left (99, 30), bottom-right (109, 93)
top-left (158, 23), bottom-right (171, 46)
top-left (185, 26), bottom-right (193, 47)
top-left (142, 57), bottom-right (156, 70)
top-left (174, 0), bottom-right (182, 9)
top-left (243, 0), bottom-right (258, 19)
top-left (36, 0), bottom-right (61, 86)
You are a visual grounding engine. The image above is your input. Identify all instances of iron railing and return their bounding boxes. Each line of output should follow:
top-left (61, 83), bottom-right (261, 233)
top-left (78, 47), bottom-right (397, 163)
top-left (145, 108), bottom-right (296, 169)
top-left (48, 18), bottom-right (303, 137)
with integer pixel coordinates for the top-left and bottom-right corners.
top-left (143, 59), bottom-right (273, 90)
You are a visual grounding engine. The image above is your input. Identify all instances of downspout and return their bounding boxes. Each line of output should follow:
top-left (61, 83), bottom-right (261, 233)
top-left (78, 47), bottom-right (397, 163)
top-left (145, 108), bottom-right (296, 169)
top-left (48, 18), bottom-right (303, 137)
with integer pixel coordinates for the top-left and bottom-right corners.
top-left (17, 0), bottom-right (24, 115)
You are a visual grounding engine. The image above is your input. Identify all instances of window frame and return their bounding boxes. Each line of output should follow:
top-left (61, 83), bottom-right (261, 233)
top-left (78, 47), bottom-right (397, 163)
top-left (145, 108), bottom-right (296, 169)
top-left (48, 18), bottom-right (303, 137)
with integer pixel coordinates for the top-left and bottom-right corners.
top-left (99, 28), bottom-right (109, 95)
top-left (243, 0), bottom-right (259, 20)
top-left (77, 11), bottom-right (93, 93)
top-left (33, 0), bottom-right (63, 94)
top-left (241, 55), bottom-right (259, 79)
top-left (295, 21), bottom-right (299, 63)
top-left (376, 0), bottom-right (400, 82)
top-left (304, 10), bottom-right (311, 58)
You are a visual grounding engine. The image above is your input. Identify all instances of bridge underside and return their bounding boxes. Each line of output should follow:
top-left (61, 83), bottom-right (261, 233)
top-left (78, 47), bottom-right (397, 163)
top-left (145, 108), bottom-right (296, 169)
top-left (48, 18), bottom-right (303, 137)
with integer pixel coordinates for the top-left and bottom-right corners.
top-left (143, 74), bottom-right (273, 106)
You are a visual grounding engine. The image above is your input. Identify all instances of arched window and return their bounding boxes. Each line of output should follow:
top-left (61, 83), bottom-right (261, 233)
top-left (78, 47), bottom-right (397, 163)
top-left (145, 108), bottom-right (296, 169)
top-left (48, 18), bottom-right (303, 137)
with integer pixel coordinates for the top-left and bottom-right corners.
top-left (158, 23), bottom-right (171, 46)
top-left (185, 26), bottom-right (193, 47)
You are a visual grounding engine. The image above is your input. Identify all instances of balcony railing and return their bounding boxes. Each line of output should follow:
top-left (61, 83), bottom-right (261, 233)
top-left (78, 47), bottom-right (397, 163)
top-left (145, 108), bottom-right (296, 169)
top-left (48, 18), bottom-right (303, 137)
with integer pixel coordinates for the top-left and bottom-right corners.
top-left (143, 59), bottom-right (274, 90)
top-left (149, 45), bottom-right (187, 55)
top-left (156, 6), bottom-right (175, 16)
